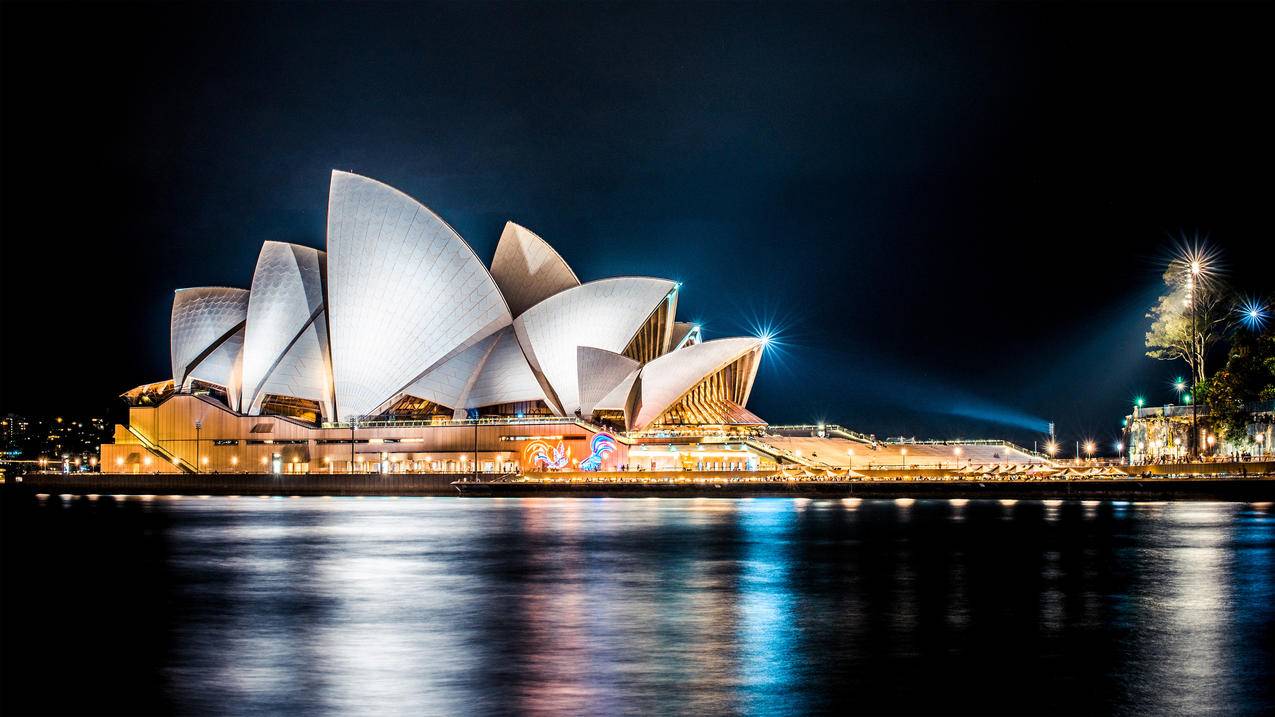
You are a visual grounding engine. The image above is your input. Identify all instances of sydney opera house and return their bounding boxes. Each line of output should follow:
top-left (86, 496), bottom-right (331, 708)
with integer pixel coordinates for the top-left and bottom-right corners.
top-left (101, 171), bottom-right (776, 475)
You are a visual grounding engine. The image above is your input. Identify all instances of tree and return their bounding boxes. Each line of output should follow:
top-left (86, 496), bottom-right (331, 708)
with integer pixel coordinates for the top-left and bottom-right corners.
top-left (1145, 260), bottom-right (1228, 386)
top-left (1200, 327), bottom-right (1275, 445)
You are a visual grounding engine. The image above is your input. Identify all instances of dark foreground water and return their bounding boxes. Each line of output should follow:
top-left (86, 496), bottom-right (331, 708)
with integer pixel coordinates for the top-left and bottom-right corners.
top-left (3, 495), bottom-right (1273, 716)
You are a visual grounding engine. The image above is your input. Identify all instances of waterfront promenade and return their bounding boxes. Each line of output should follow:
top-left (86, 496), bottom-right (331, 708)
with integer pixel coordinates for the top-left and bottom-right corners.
top-left (11, 461), bottom-right (1275, 500)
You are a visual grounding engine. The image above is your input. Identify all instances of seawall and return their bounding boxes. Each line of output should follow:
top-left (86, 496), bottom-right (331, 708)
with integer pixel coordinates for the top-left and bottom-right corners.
top-left (9, 471), bottom-right (1275, 501)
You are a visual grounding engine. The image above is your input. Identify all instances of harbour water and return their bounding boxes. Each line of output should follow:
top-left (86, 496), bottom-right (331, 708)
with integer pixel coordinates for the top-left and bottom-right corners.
top-left (3, 494), bottom-right (1273, 715)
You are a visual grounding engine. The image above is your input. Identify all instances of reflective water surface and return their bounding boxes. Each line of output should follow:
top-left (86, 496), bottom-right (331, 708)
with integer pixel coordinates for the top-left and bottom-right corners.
top-left (3, 496), bottom-right (1273, 715)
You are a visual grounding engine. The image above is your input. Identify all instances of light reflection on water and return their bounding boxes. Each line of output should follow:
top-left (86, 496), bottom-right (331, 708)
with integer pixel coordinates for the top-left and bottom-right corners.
top-left (5, 497), bottom-right (1274, 716)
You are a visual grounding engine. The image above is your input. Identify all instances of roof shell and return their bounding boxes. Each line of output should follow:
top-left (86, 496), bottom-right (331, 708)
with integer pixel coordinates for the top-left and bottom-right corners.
top-left (576, 346), bottom-right (640, 417)
top-left (248, 317), bottom-right (332, 419)
top-left (464, 327), bottom-right (547, 409)
top-left (241, 242), bottom-right (328, 414)
top-left (631, 337), bottom-right (763, 430)
top-left (489, 222), bottom-right (580, 318)
top-left (325, 171), bottom-right (512, 419)
top-left (399, 331), bottom-right (500, 412)
top-left (170, 287), bottom-right (249, 390)
top-left (513, 277), bottom-right (676, 415)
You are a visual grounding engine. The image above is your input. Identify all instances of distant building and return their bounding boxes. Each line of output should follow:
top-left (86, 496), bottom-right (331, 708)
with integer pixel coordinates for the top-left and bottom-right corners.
top-left (2, 414), bottom-right (109, 472)
top-left (1125, 403), bottom-right (1274, 464)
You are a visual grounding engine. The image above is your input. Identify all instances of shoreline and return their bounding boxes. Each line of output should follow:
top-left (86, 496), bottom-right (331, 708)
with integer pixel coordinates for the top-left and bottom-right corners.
top-left (7, 473), bottom-right (1275, 501)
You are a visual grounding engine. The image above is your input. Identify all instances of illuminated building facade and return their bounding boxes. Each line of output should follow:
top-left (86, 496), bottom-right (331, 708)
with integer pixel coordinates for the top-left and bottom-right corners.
top-left (101, 171), bottom-right (771, 474)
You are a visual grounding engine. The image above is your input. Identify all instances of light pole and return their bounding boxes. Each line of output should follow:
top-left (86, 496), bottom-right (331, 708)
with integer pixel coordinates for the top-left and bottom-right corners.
top-left (1188, 260), bottom-right (1201, 460)
top-left (195, 419), bottom-right (202, 474)
top-left (350, 420), bottom-right (357, 474)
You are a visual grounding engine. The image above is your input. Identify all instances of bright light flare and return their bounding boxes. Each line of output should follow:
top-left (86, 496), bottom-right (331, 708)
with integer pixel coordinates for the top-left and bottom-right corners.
top-left (1170, 236), bottom-right (1222, 289)
top-left (1237, 298), bottom-right (1268, 331)
top-left (1045, 440), bottom-right (1059, 457)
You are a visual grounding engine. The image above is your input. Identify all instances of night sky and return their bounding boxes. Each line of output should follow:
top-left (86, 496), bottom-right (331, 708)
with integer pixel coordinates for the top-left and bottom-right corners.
top-left (2, 1), bottom-right (1270, 450)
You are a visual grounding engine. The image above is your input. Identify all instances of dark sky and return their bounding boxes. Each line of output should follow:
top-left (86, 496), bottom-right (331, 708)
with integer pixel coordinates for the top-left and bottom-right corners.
top-left (2, 1), bottom-right (1271, 449)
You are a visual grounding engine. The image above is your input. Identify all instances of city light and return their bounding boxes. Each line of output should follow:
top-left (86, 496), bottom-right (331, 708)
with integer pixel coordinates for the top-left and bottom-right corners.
top-left (1083, 440), bottom-right (1096, 456)
top-left (1045, 441), bottom-right (1059, 457)
top-left (1134, 396), bottom-right (1145, 408)
top-left (1173, 377), bottom-right (1186, 393)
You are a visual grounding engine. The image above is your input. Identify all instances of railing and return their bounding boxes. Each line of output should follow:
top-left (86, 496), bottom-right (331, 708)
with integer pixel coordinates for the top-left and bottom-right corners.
top-left (764, 424), bottom-right (876, 444)
top-left (126, 426), bottom-right (196, 474)
top-left (322, 416), bottom-right (600, 430)
top-left (885, 438), bottom-right (1050, 460)
top-left (743, 438), bottom-right (823, 468)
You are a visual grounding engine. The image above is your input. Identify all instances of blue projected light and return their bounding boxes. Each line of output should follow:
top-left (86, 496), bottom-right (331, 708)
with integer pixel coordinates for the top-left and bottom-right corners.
top-left (579, 433), bottom-right (617, 471)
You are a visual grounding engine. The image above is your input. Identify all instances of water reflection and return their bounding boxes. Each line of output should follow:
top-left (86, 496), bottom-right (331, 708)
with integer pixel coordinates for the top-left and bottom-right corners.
top-left (3, 496), bottom-right (1273, 715)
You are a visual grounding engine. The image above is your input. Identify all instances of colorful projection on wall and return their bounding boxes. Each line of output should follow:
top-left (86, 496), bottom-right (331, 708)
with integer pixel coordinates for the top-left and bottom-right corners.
top-left (579, 433), bottom-right (617, 471)
top-left (524, 440), bottom-right (570, 470)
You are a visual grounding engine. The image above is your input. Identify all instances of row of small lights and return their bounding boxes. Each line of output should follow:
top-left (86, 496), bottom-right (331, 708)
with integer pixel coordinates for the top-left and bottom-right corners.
top-left (125, 453), bottom-right (507, 468)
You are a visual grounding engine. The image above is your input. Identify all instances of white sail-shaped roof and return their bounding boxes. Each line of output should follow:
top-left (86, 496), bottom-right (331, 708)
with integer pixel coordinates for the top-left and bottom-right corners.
top-left (248, 317), bottom-right (333, 419)
top-left (631, 337), bottom-right (763, 430)
top-left (399, 332), bottom-right (499, 411)
top-left (241, 242), bottom-right (329, 415)
top-left (489, 222), bottom-right (580, 318)
top-left (513, 277), bottom-right (677, 415)
top-left (576, 346), bottom-right (640, 417)
top-left (187, 326), bottom-right (246, 411)
top-left (464, 327), bottom-right (547, 409)
top-left (594, 367), bottom-right (640, 413)
top-left (170, 287), bottom-right (249, 390)
top-left (326, 171), bottom-right (512, 419)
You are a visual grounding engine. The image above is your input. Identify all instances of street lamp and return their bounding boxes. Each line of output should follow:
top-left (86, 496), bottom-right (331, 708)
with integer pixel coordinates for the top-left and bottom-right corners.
top-left (1083, 440), bottom-right (1096, 462)
top-left (1174, 378), bottom-right (1186, 404)
top-left (846, 447), bottom-right (854, 470)
top-left (1045, 440), bottom-right (1059, 459)
top-left (1256, 432), bottom-right (1267, 457)
top-left (1187, 257), bottom-right (1203, 459)
top-left (899, 447), bottom-right (907, 468)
